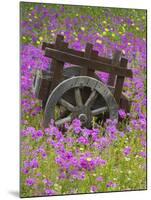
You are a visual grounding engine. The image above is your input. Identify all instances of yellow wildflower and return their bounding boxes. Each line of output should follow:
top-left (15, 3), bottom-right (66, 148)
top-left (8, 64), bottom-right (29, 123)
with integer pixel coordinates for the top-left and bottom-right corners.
top-left (105, 28), bottom-right (109, 32)
top-left (86, 157), bottom-right (92, 162)
top-left (36, 40), bottom-right (40, 45)
top-left (96, 39), bottom-right (102, 44)
top-left (54, 183), bottom-right (59, 188)
top-left (102, 31), bottom-right (107, 36)
top-left (39, 36), bottom-right (43, 41)
top-left (112, 33), bottom-right (115, 37)
top-left (136, 27), bottom-right (140, 31)
top-left (81, 27), bottom-right (85, 31)
top-left (103, 21), bottom-right (107, 24)
top-left (93, 173), bottom-right (96, 177)
top-left (122, 27), bottom-right (125, 32)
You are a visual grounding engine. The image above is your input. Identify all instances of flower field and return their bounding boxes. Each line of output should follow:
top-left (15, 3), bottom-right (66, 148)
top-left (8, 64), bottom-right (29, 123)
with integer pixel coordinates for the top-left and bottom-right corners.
top-left (20, 3), bottom-right (147, 197)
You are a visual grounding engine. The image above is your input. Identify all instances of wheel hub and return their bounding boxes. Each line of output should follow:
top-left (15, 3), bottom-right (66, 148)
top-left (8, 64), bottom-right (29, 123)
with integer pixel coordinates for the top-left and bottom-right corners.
top-left (72, 106), bottom-right (91, 125)
top-left (78, 113), bottom-right (88, 123)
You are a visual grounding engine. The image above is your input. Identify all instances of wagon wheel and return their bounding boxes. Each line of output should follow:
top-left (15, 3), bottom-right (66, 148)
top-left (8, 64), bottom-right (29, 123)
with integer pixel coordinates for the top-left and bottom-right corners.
top-left (43, 76), bottom-right (118, 128)
top-left (60, 66), bottom-right (100, 118)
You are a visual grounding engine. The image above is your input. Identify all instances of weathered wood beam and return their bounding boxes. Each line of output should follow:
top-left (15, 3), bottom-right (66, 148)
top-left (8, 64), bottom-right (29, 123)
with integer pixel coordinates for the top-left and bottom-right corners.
top-left (114, 58), bottom-right (128, 104)
top-left (80, 43), bottom-right (93, 76)
top-left (107, 50), bottom-right (122, 86)
top-left (42, 42), bottom-right (112, 64)
top-left (45, 48), bottom-right (133, 78)
top-left (49, 35), bottom-right (66, 92)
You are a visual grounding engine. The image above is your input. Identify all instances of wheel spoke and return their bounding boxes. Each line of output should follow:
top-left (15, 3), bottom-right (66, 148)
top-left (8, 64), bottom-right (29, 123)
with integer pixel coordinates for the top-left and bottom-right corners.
top-left (75, 88), bottom-right (83, 106)
top-left (59, 98), bottom-right (75, 111)
top-left (91, 106), bottom-right (108, 116)
top-left (55, 115), bottom-right (72, 126)
top-left (85, 90), bottom-right (98, 106)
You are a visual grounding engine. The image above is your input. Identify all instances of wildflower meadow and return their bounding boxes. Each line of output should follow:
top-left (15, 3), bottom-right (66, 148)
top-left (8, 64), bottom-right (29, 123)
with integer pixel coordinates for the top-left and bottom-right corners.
top-left (20, 2), bottom-right (147, 197)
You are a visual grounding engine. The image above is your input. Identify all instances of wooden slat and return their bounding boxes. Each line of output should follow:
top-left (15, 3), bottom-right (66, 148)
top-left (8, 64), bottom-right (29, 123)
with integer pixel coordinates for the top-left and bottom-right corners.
top-left (114, 58), bottom-right (128, 104)
top-left (42, 42), bottom-right (84, 56)
top-left (107, 50), bottom-right (122, 86)
top-left (109, 86), bottom-right (131, 113)
top-left (88, 48), bottom-right (99, 77)
top-left (42, 42), bottom-right (54, 50)
top-left (80, 43), bottom-right (93, 76)
top-left (42, 42), bottom-right (112, 64)
top-left (120, 92), bottom-right (131, 113)
top-left (41, 36), bottom-right (65, 108)
top-left (94, 55), bottom-right (112, 64)
top-left (67, 48), bottom-right (84, 57)
top-left (49, 35), bottom-right (67, 92)
top-left (45, 48), bottom-right (133, 78)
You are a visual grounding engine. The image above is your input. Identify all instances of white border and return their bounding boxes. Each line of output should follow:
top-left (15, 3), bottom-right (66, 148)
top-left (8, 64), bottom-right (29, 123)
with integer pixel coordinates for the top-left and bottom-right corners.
top-left (0, 0), bottom-right (150, 199)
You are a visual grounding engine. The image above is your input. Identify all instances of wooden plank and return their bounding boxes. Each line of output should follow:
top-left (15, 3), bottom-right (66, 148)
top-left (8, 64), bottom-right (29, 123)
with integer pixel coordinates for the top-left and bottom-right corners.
top-left (50, 35), bottom-right (64, 73)
top-left (45, 48), bottom-right (133, 78)
top-left (41, 36), bottom-right (65, 108)
top-left (114, 58), bottom-right (128, 104)
top-left (120, 92), bottom-right (131, 113)
top-left (49, 35), bottom-right (66, 92)
top-left (67, 48), bottom-right (84, 57)
top-left (42, 42), bottom-right (84, 56)
top-left (109, 86), bottom-right (131, 113)
top-left (42, 42), bottom-right (112, 64)
top-left (107, 50), bottom-right (122, 86)
top-left (80, 43), bottom-right (93, 76)
top-left (42, 42), bottom-right (54, 50)
top-left (87, 49), bottom-right (99, 77)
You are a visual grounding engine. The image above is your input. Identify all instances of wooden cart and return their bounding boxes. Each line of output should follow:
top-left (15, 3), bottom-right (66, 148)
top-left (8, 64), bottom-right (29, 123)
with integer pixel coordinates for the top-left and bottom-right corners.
top-left (33, 34), bottom-right (133, 128)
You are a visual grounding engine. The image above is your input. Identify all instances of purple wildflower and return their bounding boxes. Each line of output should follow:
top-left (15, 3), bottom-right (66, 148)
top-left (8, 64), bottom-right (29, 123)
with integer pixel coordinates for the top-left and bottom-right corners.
top-left (118, 109), bottom-right (126, 119)
top-left (139, 151), bottom-right (146, 158)
top-left (77, 136), bottom-right (89, 145)
top-left (90, 185), bottom-right (98, 192)
top-left (43, 178), bottom-right (53, 186)
top-left (96, 176), bottom-right (103, 182)
top-left (26, 178), bottom-right (35, 186)
top-left (123, 146), bottom-right (131, 156)
top-left (30, 158), bottom-right (39, 169)
top-left (106, 181), bottom-right (117, 188)
top-left (45, 189), bottom-right (56, 196)
top-left (72, 119), bottom-right (82, 134)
